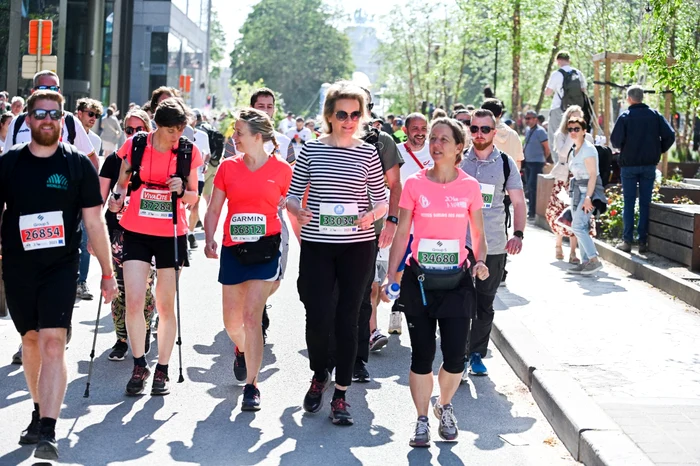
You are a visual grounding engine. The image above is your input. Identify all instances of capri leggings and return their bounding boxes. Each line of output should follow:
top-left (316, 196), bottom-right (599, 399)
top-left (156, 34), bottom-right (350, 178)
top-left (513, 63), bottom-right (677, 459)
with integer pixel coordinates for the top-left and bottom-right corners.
top-left (405, 313), bottom-right (469, 375)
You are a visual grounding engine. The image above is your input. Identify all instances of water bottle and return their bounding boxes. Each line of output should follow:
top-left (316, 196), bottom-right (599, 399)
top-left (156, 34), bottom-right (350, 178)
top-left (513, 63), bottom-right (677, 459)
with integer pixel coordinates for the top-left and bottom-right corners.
top-left (386, 283), bottom-right (401, 300)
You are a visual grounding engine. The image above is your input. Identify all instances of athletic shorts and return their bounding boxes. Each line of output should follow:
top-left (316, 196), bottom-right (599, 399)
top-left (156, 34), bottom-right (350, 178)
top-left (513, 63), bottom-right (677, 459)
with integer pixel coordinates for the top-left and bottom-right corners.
top-left (3, 258), bottom-right (79, 336)
top-left (218, 245), bottom-right (282, 286)
top-left (397, 234), bottom-right (413, 273)
top-left (122, 230), bottom-right (189, 269)
top-left (279, 215), bottom-right (289, 280)
top-left (198, 180), bottom-right (205, 196)
top-left (202, 164), bottom-right (218, 197)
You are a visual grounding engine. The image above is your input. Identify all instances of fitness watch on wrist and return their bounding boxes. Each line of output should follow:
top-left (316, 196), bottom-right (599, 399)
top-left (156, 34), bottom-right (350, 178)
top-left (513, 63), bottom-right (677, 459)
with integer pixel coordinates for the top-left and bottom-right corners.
top-left (513, 230), bottom-right (524, 240)
top-left (386, 215), bottom-right (399, 225)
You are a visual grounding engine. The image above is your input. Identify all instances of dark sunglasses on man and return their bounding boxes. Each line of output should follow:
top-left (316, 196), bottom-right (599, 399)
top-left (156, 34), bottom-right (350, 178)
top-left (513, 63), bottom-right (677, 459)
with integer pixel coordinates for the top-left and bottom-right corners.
top-left (125, 126), bottom-right (145, 136)
top-left (335, 110), bottom-right (362, 122)
top-left (469, 125), bottom-right (494, 135)
top-left (567, 127), bottom-right (582, 133)
top-left (30, 109), bottom-right (63, 121)
top-left (83, 111), bottom-right (101, 118)
top-left (34, 85), bottom-right (60, 92)
top-left (456, 118), bottom-right (471, 126)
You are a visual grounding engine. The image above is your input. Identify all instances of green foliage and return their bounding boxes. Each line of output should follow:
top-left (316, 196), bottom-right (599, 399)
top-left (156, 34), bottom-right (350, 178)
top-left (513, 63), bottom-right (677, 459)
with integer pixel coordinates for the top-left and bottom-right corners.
top-left (599, 184), bottom-right (663, 240)
top-left (229, 0), bottom-right (353, 115)
top-left (216, 79), bottom-right (286, 136)
top-left (209, 9), bottom-right (227, 81)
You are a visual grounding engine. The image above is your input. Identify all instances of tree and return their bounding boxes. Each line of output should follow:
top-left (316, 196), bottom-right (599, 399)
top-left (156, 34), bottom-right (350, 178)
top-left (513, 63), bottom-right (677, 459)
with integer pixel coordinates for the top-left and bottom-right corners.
top-left (209, 8), bottom-right (227, 81)
top-left (229, 0), bottom-right (353, 115)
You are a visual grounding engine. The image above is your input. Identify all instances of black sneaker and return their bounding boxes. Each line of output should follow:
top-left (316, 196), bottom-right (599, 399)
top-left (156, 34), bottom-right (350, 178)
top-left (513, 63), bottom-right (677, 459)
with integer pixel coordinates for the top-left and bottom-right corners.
top-left (126, 365), bottom-right (150, 396)
top-left (188, 233), bottom-right (198, 249)
top-left (109, 340), bottom-right (128, 361)
top-left (12, 344), bottom-right (22, 365)
top-left (638, 242), bottom-right (649, 254)
top-left (329, 398), bottom-right (354, 426)
top-left (34, 432), bottom-right (58, 460)
top-left (150, 369), bottom-right (170, 396)
top-left (241, 384), bottom-right (261, 411)
top-left (303, 371), bottom-right (331, 413)
top-left (19, 411), bottom-right (40, 445)
top-left (144, 329), bottom-right (152, 355)
top-left (352, 360), bottom-right (370, 383)
top-left (233, 346), bottom-right (247, 382)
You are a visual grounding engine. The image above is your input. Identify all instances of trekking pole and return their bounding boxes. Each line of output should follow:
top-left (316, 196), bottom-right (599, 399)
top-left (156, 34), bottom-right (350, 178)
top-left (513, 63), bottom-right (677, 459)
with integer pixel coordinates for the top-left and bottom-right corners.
top-left (172, 191), bottom-right (185, 383)
top-left (84, 193), bottom-right (121, 398)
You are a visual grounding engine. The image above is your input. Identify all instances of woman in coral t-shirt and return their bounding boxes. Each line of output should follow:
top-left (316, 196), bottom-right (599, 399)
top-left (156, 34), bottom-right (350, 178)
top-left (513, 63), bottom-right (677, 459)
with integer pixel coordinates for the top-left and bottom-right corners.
top-left (382, 118), bottom-right (489, 448)
top-left (203, 108), bottom-right (292, 411)
top-left (108, 98), bottom-right (203, 397)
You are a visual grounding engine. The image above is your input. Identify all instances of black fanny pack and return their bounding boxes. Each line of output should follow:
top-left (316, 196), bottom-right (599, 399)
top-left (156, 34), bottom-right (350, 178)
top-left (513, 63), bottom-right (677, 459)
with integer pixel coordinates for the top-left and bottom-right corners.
top-left (409, 257), bottom-right (467, 291)
top-left (233, 233), bottom-right (281, 265)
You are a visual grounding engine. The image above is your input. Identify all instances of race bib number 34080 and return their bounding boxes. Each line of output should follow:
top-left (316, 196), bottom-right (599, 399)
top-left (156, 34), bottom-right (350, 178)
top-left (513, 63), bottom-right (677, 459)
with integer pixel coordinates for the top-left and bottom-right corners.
top-left (19, 211), bottom-right (66, 251)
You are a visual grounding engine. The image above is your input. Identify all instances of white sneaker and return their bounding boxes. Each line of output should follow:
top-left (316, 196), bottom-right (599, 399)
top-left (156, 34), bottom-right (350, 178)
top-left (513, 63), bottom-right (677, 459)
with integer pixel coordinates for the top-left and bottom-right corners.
top-left (388, 311), bottom-right (402, 335)
top-left (369, 329), bottom-right (389, 351)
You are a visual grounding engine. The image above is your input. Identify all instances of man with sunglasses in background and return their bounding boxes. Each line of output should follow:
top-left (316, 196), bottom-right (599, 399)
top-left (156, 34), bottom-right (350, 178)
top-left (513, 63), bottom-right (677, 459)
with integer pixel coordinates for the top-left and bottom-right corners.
top-left (0, 90), bottom-right (117, 460)
top-left (459, 109), bottom-right (526, 377)
top-left (522, 109), bottom-right (550, 220)
top-left (482, 99), bottom-right (524, 170)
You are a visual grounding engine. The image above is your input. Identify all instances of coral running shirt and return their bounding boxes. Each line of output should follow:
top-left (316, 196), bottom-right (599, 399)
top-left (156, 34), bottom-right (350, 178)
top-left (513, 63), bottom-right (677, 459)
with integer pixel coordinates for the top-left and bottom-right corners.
top-left (214, 154), bottom-right (293, 247)
top-left (118, 134), bottom-right (203, 237)
top-left (399, 168), bottom-right (483, 269)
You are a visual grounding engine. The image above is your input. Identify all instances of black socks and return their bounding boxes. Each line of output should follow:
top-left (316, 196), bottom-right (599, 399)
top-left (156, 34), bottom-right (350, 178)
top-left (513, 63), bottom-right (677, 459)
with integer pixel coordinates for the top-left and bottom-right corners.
top-left (332, 388), bottom-right (346, 401)
top-left (156, 363), bottom-right (169, 376)
top-left (39, 417), bottom-right (56, 436)
top-left (134, 356), bottom-right (147, 368)
top-left (34, 403), bottom-right (40, 417)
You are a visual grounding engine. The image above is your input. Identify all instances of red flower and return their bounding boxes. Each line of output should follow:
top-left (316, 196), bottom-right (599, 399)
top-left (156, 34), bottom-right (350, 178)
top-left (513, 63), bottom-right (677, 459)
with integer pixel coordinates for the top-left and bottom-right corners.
top-left (610, 209), bottom-right (617, 216)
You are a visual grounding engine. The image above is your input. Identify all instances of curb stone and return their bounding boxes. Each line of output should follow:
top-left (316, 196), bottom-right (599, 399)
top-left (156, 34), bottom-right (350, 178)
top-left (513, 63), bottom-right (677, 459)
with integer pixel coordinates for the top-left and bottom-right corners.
top-left (580, 431), bottom-right (656, 466)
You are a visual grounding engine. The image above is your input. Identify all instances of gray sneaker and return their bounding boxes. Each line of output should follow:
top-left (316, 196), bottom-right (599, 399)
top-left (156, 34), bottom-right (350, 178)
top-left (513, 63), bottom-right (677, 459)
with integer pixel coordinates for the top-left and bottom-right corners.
top-left (409, 416), bottom-right (431, 447)
top-left (566, 263), bottom-right (586, 275)
top-left (76, 282), bottom-right (94, 300)
top-left (433, 402), bottom-right (459, 441)
top-left (580, 260), bottom-right (603, 275)
top-left (616, 241), bottom-right (632, 253)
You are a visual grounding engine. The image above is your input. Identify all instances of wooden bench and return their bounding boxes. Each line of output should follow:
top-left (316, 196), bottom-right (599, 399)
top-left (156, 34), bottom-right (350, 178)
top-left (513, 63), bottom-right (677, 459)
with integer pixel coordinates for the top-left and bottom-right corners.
top-left (648, 204), bottom-right (700, 270)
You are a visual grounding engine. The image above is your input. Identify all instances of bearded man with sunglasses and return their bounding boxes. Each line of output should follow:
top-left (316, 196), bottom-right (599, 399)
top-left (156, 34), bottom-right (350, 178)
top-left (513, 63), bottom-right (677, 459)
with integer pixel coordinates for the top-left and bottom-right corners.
top-left (0, 90), bottom-right (117, 460)
top-left (459, 109), bottom-right (526, 377)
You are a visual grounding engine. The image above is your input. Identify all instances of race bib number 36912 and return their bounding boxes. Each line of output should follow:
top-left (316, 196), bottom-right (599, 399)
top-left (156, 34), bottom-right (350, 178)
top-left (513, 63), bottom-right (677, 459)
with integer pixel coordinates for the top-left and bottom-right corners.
top-left (319, 203), bottom-right (359, 235)
top-left (139, 189), bottom-right (172, 219)
top-left (19, 211), bottom-right (66, 251)
top-left (230, 213), bottom-right (266, 242)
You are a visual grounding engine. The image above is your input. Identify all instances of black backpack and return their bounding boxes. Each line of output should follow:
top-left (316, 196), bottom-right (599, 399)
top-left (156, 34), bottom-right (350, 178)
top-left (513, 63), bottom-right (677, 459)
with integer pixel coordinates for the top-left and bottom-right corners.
top-left (559, 69), bottom-right (586, 111)
top-left (500, 152), bottom-right (513, 234)
top-left (196, 122), bottom-right (225, 165)
top-left (12, 112), bottom-right (77, 146)
top-left (1, 142), bottom-right (83, 186)
top-left (595, 145), bottom-right (613, 186)
top-left (128, 132), bottom-right (193, 191)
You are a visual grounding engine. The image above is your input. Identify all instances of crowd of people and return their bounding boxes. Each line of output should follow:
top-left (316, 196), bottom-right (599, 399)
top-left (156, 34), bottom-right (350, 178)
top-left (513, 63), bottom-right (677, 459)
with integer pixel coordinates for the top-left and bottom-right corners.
top-left (0, 50), bottom-right (677, 459)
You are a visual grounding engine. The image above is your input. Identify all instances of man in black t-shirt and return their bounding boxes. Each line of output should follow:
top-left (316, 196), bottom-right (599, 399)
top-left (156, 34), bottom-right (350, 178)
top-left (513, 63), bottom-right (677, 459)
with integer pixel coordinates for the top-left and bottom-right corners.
top-left (0, 90), bottom-right (117, 461)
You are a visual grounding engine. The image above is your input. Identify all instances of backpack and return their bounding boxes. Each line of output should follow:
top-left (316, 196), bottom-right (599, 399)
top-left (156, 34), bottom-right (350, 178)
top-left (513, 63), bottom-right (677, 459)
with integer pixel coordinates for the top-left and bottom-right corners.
top-left (500, 152), bottom-right (512, 234)
top-left (558, 69), bottom-right (586, 112)
top-left (196, 122), bottom-right (225, 166)
top-left (1, 142), bottom-right (83, 186)
top-left (595, 144), bottom-right (613, 186)
top-left (12, 112), bottom-right (77, 146)
top-left (128, 132), bottom-right (193, 191)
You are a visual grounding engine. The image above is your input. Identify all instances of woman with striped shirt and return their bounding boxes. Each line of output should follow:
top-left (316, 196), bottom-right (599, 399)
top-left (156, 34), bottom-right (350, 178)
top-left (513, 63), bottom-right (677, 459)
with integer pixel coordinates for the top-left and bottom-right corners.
top-left (286, 81), bottom-right (388, 426)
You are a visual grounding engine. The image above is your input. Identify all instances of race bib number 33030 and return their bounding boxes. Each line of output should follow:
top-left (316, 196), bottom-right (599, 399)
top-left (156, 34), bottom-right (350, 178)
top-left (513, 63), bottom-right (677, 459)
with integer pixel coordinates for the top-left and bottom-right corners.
top-left (139, 189), bottom-right (172, 219)
top-left (19, 211), bottom-right (66, 251)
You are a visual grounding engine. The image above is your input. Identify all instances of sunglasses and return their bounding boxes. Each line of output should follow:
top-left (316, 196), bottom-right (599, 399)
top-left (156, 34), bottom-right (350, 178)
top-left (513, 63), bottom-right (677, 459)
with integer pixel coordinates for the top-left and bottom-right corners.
top-left (525, 116), bottom-right (534, 120)
top-left (125, 126), bottom-right (145, 136)
top-left (34, 85), bottom-right (60, 92)
top-left (335, 110), bottom-right (362, 122)
top-left (83, 111), bottom-right (100, 118)
top-left (30, 109), bottom-right (63, 121)
top-left (567, 127), bottom-right (582, 133)
top-left (456, 119), bottom-right (471, 126)
top-left (367, 102), bottom-right (374, 111)
top-left (469, 125), bottom-right (494, 134)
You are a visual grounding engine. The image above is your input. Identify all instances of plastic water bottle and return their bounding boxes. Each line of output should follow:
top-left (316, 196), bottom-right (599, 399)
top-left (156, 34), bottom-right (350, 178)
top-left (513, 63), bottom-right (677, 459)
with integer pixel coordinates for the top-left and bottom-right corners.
top-left (386, 283), bottom-right (401, 300)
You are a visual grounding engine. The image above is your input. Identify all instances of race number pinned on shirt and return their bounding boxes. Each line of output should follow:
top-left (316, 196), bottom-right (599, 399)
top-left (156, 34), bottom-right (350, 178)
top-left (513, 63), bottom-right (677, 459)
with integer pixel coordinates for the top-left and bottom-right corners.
top-left (139, 189), bottom-right (172, 219)
top-left (417, 239), bottom-right (459, 270)
top-left (19, 211), bottom-right (66, 251)
top-left (319, 203), bottom-right (359, 235)
top-left (480, 184), bottom-right (496, 209)
top-left (116, 196), bottom-right (130, 221)
top-left (230, 213), bottom-right (266, 242)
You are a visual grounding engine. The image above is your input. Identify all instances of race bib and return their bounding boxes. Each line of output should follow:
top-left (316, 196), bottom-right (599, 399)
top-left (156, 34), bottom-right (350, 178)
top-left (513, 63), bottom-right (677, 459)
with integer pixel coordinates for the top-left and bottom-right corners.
top-left (480, 183), bottom-right (496, 209)
top-left (19, 211), bottom-right (66, 251)
top-left (116, 196), bottom-right (130, 221)
top-left (319, 203), bottom-right (359, 235)
top-left (139, 189), bottom-right (172, 219)
top-left (417, 239), bottom-right (460, 270)
top-left (230, 213), bottom-right (266, 242)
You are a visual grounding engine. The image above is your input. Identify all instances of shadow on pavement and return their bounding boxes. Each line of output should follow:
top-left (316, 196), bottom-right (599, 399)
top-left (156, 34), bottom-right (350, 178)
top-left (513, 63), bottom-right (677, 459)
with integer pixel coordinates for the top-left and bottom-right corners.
top-left (0, 363), bottom-right (31, 411)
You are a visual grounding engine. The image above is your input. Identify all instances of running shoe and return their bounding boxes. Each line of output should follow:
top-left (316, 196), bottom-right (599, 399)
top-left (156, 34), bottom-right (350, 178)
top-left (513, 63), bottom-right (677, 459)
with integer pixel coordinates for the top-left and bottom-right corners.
top-left (303, 370), bottom-right (331, 413)
top-left (34, 432), bottom-right (58, 460)
top-left (409, 416), bottom-right (431, 448)
top-left (12, 344), bottom-right (22, 365)
top-left (352, 360), bottom-right (370, 383)
top-left (469, 352), bottom-right (488, 376)
top-left (108, 340), bottom-right (128, 361)
top-left (144, 329), bottom-right (152, 355)
top-left (329, 398), bottom-right (353, 426)
top-left (242, 384), bottom-right (261, 411)
top-left (580, 260), bottom-right (604, 276)
top-left (150, 369), bottom-right (170, 396)
top-left (76, 281), bottom-right (94, 300)
top-left (233, 346), bottom-right (247, 382)
top-left (188, 233), bottom-right (198, 249)
top-left (638, 242), bottom-right (649, 254)
top-left (125, 365), bottom-right (151, 396)
top-left (388, 311), bottom-right (402, 335)
top-left (369, 328), bottom-right (389, 352)
top-left (433, 402), bottom-right (459, 441)
top-left (19, 411), bottom-right (40, 445)
top-left (566, 262), bottom-right (586, 275)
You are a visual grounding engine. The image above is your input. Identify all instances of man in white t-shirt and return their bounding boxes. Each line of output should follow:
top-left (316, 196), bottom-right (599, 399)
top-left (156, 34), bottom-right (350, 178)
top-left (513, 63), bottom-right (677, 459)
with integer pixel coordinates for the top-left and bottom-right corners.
top-left (286, 117), bottom-right (313, 158)
top-left (397, 112), bottom-right (432, 183)
top-left (75, 98), bottom-right (103, 157)
top-left (278, 112), bottom-right (295, 135)
top-left (482, 98), bottom-right (524, 169)
top-left (188, 121), bottom-right (211, 250)
top-left (545, 50), bottom-right (588, 148)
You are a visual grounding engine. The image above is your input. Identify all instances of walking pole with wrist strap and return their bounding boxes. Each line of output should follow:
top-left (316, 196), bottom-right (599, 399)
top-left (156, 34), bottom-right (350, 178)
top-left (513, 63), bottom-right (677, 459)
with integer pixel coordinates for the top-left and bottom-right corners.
top-left (172, 189), bottom-right (185, 383)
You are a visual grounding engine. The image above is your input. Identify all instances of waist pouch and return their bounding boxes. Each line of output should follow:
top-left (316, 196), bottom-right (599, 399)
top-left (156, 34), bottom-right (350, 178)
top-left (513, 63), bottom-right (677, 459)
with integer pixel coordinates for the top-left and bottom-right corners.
top-left (233, 233), bottom-right (281, 265)
top-left (409, 257), bottom-right (467, 291)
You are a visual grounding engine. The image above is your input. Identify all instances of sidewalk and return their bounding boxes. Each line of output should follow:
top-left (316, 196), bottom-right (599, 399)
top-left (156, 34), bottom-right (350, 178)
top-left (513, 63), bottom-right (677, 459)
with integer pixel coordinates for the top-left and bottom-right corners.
top-left (494, 225), bottom-right (700, 465)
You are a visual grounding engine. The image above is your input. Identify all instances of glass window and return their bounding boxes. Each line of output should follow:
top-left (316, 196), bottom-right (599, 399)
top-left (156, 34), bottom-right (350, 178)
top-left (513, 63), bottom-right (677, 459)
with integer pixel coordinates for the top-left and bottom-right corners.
top-left (16, 0), bottom-right (61, 94)
top-left (149, 32), bottom-right (168, 92)
top-left (167, 33), bottom-right (182, 90)
top-left (64, 0), bottom-right (90, 81)
top-left (101, 0), bottom-right (115, 105)
top-left (0, 1), bottom-right (10, 91)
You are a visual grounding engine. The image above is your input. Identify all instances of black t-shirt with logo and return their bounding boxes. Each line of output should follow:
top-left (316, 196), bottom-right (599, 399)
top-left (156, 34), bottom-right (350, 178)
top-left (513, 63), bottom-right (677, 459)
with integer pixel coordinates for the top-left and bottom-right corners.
top-left (0, 145), bottom-right (102, 267)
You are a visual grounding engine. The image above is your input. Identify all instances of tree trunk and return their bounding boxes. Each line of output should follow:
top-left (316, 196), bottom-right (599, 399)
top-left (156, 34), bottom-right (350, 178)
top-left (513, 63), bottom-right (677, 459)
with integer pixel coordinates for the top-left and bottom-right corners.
top-left (535, 0), bottom-right (571, 113)
top-left (511, 0), bottom-right (521, 118)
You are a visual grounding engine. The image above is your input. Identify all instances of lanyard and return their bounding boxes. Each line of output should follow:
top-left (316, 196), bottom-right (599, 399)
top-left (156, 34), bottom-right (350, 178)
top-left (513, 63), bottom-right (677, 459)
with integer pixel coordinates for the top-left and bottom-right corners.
top-left (404, 144), bottom-right (426, 168)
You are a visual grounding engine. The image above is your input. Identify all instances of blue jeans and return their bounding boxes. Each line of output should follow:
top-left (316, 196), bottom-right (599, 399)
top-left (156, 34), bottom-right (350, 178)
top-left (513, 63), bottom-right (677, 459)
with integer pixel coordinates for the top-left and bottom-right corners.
top-left (525, 162), bottom-right (545, 217)
top-left (79, 222), bottom-right (90, 283)
top-left (620, 165), bottom-right (656, 244)
top-left (571, 187), bottom-right (598, 262)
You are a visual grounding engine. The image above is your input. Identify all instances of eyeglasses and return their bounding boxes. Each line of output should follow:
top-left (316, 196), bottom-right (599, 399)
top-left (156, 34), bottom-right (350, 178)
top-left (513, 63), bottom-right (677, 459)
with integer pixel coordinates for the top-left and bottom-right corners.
top-left (525, 116), bottom-right (534, 120)
top-left (125, 126), bottom-right (145, 136)
top-left (367, 102), bottom-right (374, 111)
top-left (30, 109), bottom-right (63, 121)
top-left (469, 125), bottom-right (495, 135)
top-left (456, 119), bottom-right (471, 126)
top-left (335, 110), bottom-right (362, 122)
top-left (83, 111), bottom-right (100, 118)
top-left (567, 127), bottom-right (582, 133)
top-left (34, 85), bottom-right (60, 92)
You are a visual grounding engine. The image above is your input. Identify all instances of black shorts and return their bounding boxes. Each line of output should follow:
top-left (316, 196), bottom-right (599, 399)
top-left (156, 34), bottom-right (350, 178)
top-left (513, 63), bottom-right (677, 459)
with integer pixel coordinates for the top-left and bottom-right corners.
top-left (198, 181), bottom-right (205, 196)
top-left (3, 258), bottom-right (79, 336)
top-left (122, 230), bottom-right (189, 269)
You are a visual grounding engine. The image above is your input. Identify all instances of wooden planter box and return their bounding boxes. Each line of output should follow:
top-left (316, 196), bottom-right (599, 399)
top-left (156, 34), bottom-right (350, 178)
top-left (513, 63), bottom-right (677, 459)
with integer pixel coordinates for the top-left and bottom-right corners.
top-left (667, 162), bottom-right (700, 179)
top-left (536, 174), bottom-right (555, 219)
top-left (658, 186), bottom-right (700, 204)
top-left (648, 203), bottom-right (700, 270)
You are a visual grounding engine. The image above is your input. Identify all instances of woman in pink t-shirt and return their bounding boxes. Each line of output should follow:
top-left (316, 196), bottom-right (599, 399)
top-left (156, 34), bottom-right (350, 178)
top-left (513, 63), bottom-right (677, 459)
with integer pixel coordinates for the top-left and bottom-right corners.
top-left (382, 117), bottom-right (489, 447)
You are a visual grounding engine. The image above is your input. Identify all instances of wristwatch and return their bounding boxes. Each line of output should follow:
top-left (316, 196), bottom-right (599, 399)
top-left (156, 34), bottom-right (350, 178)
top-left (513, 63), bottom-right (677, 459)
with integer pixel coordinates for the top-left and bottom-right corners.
top-left (513, 230), bottom-right (524, 240)
top-left (386, 215), bottom-right (399, 225)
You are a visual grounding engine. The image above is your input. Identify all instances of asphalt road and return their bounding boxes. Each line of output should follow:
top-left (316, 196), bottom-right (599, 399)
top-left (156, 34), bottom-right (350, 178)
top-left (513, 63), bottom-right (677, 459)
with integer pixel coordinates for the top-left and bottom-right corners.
top-left (0, 221), bottom-right (578, 465)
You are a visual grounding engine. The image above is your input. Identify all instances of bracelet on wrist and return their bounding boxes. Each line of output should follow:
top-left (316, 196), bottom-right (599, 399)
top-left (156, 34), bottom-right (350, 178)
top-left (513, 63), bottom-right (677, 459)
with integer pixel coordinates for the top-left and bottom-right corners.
top-left (476, 260), bottom-right (486, 266)
top-left (102, 274), bottom-right (114, 280)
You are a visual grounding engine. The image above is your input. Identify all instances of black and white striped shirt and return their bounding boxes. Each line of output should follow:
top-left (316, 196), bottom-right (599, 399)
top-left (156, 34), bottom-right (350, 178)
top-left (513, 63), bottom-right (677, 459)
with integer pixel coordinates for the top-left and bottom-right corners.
top-left (288, 139), bottom-right (387, 243)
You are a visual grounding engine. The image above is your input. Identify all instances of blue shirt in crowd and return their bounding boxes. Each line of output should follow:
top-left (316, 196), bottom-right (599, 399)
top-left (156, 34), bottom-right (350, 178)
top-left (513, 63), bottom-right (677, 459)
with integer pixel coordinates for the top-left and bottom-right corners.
top-left (523, 125), bottom-right (548, 163)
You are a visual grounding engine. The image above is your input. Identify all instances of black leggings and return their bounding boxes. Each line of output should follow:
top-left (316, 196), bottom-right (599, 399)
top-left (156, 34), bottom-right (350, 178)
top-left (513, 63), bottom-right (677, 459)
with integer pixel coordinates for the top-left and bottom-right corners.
top-left (297, 240), bottom-right (376, 387)
top-left (405, 314), bottom-right (469, 375)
